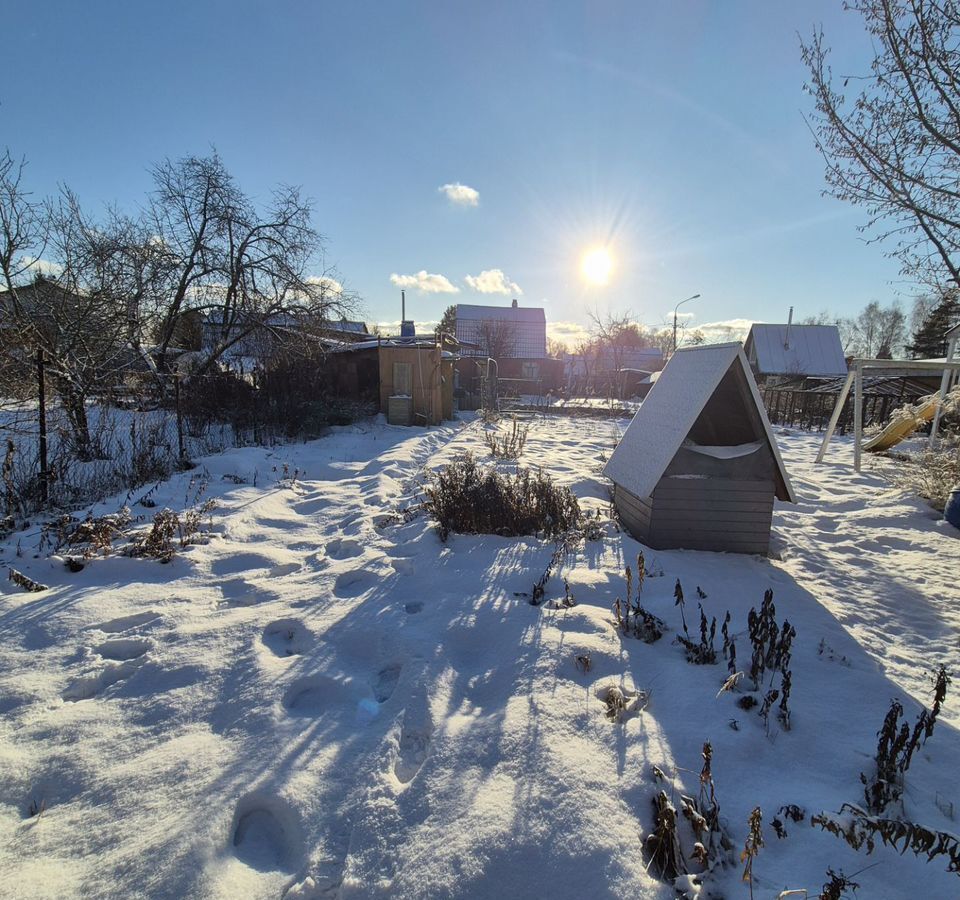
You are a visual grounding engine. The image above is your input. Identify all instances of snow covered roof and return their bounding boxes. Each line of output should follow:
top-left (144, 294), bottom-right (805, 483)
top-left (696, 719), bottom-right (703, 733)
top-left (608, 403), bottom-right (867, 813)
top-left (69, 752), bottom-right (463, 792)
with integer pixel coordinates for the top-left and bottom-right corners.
top-left (744, 323), bottom-right (847, 377)
top-left (455, 303), bottom-right (545, 323)
top-left (603, 342), bottom-right (795, 502)
top-left (327, 320), bottom-right (368, 334)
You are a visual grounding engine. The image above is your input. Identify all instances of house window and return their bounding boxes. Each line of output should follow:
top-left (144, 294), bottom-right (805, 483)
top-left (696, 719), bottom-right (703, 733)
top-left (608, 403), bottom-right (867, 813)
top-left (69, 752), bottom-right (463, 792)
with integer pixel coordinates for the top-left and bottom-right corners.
top-left (522, 362), bottom-right (540, 379)
top-left (393, 361), bottom-right (413, 395)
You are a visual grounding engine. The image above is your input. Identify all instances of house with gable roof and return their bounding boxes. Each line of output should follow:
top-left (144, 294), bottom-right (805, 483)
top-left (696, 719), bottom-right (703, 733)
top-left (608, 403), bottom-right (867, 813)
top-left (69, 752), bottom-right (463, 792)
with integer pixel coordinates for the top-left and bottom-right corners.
top-left (743, 322), bottom-right (848, 381)
top-left (453, 300), bottom-right (561, 395)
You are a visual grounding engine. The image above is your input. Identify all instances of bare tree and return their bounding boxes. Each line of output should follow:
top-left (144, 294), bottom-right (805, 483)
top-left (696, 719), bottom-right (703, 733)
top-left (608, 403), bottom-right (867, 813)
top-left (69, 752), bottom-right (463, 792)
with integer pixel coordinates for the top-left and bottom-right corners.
top-left (0, 150), bottom-right (47, 296)
top-left (802, 2), bottom-right (960, 286)
top-left (1, 155), bottom-right (129, 456)
top-left (847, 300), bottom-right (907, 357)
top-left (546, 337), bottom-right (567, 359)
top-left (588, 310), bottom-right (652, 373)
top-left (476, 318), bottom-right (519, 359)
top-left (143, 152), bottom-right (353, 376)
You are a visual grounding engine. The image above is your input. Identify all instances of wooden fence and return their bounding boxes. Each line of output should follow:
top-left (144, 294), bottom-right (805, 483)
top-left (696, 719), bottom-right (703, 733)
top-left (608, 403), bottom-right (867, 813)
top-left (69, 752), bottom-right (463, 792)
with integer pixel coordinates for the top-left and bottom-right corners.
top-left (761, 387), bottom-right (902, 433)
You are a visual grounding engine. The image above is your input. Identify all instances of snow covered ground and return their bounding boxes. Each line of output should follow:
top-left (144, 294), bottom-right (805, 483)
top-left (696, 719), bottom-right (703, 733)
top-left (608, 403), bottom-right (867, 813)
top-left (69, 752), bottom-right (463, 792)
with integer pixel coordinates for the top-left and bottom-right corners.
top-left (1, 414), bottom-right (958, 899)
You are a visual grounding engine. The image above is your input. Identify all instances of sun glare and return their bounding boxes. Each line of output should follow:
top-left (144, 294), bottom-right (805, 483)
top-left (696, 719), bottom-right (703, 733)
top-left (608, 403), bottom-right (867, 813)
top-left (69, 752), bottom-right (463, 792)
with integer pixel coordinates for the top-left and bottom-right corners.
top-left (581, 247), bottom-right (613, 285)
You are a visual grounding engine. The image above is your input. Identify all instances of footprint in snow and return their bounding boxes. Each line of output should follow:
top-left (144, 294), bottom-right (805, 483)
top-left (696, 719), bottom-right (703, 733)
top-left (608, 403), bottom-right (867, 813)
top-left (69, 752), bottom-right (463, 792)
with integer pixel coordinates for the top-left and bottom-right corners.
top-left (394, 691), bottom-right (432, 785)
top-left (268, 562), bottom-right (301, 578)
top-left (231, 793), bottom-right (302, 873)
top-left (287, 541), bottom-right (318, 553)
top-left (326, 537), bottom-right (363, 560)
top-left (333, 569), bottom-right (378, 598)
top-left (261, 619), bottom-right (311, 657)
top-left (92, 611), bottom-right (161, 633)
top-left (337, 517), bottom-right (361, 536)
top-left (372, 664), bottom-right (402, 703)
top-left (390, 558), bottom-right (415, 576)
top-left (210, 552), bottom-right (274, 577)
top-left (62, 634), bottom-right (154, 701)
top-left (282, 675), bottom-right (352, 716)
top-left (95, 638), bottom-right (151, 661)
top-left (219, 578), bottom-right (280, 607)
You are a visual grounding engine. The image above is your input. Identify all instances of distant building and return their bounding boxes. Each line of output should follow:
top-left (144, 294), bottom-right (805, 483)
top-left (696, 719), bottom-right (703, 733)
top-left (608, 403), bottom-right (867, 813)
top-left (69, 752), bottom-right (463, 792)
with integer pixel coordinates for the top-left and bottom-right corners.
top-left (564, 345), bottom-right (663, 397)
top-left (744, 323), bottom-right (847, 379)
top-left (454, 300), bottom-right (559, 394)
top-left (200, 312), bottom-right (369, 368)
top-left (454, 300), bottom-right (546, 359)
top-left (0, 278), bottom-right (84, 338)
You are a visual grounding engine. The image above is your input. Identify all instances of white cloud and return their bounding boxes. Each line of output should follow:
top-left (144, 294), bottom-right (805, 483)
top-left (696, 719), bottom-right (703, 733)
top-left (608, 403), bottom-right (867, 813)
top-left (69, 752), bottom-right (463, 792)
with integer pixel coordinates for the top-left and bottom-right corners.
top-left (693, 318), bottom-right (756, 343)
top-left (376, 319), bottom-right (440, 334)
top-left (21, 256), bottom-right (63, 278)
top-left (464, 268), bottom-right (522, 296)
top-left (307, 276), bottom-right (343, 295)
top-left (658, 312), bottom-right (755, 344)
top-left (547, 321), bottom-right (592, 349)
top-left (439, 182), bottom-right (480, 207)
top-left (390, 271), bottom-right (459, 294)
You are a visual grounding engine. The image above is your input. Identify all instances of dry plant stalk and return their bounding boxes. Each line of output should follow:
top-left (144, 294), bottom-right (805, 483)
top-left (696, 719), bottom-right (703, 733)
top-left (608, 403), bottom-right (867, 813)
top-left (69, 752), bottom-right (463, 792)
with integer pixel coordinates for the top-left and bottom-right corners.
top-left (862, 665), bottom-right (950, 813)
top-left (812, 803), bottom-right (960, 875)
top-left (484, 415), bottom-right (529, 459)
top-left (741, 806), bottom-right (764, 899)
top-left (8, 567), bottom-right (48, 593)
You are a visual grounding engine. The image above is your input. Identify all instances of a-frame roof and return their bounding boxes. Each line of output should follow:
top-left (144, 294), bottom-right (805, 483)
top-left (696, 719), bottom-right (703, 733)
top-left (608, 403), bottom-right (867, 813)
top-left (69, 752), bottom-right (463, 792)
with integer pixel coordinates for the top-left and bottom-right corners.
top-left (603, 342), bottom-right (796, 503)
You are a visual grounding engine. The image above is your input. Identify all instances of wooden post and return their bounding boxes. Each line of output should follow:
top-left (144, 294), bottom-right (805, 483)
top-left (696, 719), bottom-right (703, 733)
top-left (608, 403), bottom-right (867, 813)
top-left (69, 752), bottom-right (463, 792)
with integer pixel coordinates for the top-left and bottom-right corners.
top-left (816, 370), bottom-right (855, 463)
top-left (36, 348), bottom-right (48, 504)
top-left (930, 367), bottom-right (952, 447)
top-left (174, 373), bottom-right (186, 462)
top-left (853, 363), bottom-right (863, 472)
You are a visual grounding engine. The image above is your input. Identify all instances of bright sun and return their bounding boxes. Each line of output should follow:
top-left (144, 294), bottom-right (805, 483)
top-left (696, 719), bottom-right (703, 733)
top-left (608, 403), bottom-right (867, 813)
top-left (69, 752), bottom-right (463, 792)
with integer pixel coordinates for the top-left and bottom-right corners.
top-left (581, 247), bottom-right (613, 285)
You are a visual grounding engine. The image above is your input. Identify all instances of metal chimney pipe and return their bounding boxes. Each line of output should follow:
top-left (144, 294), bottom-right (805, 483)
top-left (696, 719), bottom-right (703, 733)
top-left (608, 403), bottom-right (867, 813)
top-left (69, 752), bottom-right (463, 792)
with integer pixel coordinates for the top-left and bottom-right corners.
top-left (402, 290), bottom-right (406, 322)
top-left (785, 306), bottom-right (794, 349)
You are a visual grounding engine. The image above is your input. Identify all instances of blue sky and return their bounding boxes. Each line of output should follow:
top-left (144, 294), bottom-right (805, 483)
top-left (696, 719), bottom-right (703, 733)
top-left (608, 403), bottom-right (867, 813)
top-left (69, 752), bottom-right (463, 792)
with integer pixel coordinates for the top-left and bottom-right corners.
top-left (4, 1), bottom-right (907, 344)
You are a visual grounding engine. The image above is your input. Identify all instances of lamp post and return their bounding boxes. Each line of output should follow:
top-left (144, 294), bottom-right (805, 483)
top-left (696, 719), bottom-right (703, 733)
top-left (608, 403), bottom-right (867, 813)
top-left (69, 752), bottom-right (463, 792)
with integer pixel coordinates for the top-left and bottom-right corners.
top-left (672, 293), bottom-right (701, 354)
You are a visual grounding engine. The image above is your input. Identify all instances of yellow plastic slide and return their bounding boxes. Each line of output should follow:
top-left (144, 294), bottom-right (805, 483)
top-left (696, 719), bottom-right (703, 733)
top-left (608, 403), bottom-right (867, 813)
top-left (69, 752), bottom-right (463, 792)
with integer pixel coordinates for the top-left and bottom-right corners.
top-left (863, 394), bottom-right (939, 452)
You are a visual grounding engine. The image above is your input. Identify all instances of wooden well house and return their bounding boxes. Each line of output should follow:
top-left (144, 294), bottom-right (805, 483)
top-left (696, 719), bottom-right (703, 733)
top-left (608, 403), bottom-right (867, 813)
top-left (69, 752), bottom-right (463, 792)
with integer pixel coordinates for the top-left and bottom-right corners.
top-left (603, 343), bottom-right (795, 554)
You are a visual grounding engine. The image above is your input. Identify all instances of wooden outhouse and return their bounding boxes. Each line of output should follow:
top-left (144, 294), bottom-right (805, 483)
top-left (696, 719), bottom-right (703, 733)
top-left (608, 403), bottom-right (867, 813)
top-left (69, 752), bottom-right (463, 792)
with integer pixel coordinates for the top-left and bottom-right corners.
top-left (603, 343), bottom-right (795, 554)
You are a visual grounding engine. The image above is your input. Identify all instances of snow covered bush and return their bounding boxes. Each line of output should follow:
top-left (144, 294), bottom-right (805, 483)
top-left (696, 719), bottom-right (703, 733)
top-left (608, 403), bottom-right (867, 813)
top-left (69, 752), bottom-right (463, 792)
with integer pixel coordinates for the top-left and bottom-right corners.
top-left (883, 387), bottom-right (960, 511)
top-left (41, 507), bottom-right (133, 557)
top-left (891, 445), bottom-right (960, 512)
top-left (424, 453), bottom-right (581, 541)
top-left (125, 499), bottom-right (217, 562)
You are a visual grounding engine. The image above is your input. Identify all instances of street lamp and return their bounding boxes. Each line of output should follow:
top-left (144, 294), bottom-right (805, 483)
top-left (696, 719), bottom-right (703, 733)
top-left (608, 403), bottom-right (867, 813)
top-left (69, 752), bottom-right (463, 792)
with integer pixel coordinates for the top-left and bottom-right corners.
top-left (672, 293), bottom-right (701, 353)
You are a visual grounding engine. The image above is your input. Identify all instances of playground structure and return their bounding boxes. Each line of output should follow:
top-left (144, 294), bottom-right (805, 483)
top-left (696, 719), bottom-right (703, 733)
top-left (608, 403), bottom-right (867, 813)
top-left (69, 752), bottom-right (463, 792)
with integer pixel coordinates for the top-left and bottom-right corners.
top-left (816, 353), bottom-right (960, 470)
top-left (861, 394), bottom-right (940, 453)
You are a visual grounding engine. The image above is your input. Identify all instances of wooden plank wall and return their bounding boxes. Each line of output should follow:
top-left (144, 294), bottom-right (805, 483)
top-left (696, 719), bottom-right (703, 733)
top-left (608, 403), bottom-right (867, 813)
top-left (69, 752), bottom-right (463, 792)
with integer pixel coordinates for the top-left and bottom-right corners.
top-left (613, 484), bottom-right (654, 544)
top-left (615, 479), bottom-right (774, 555)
